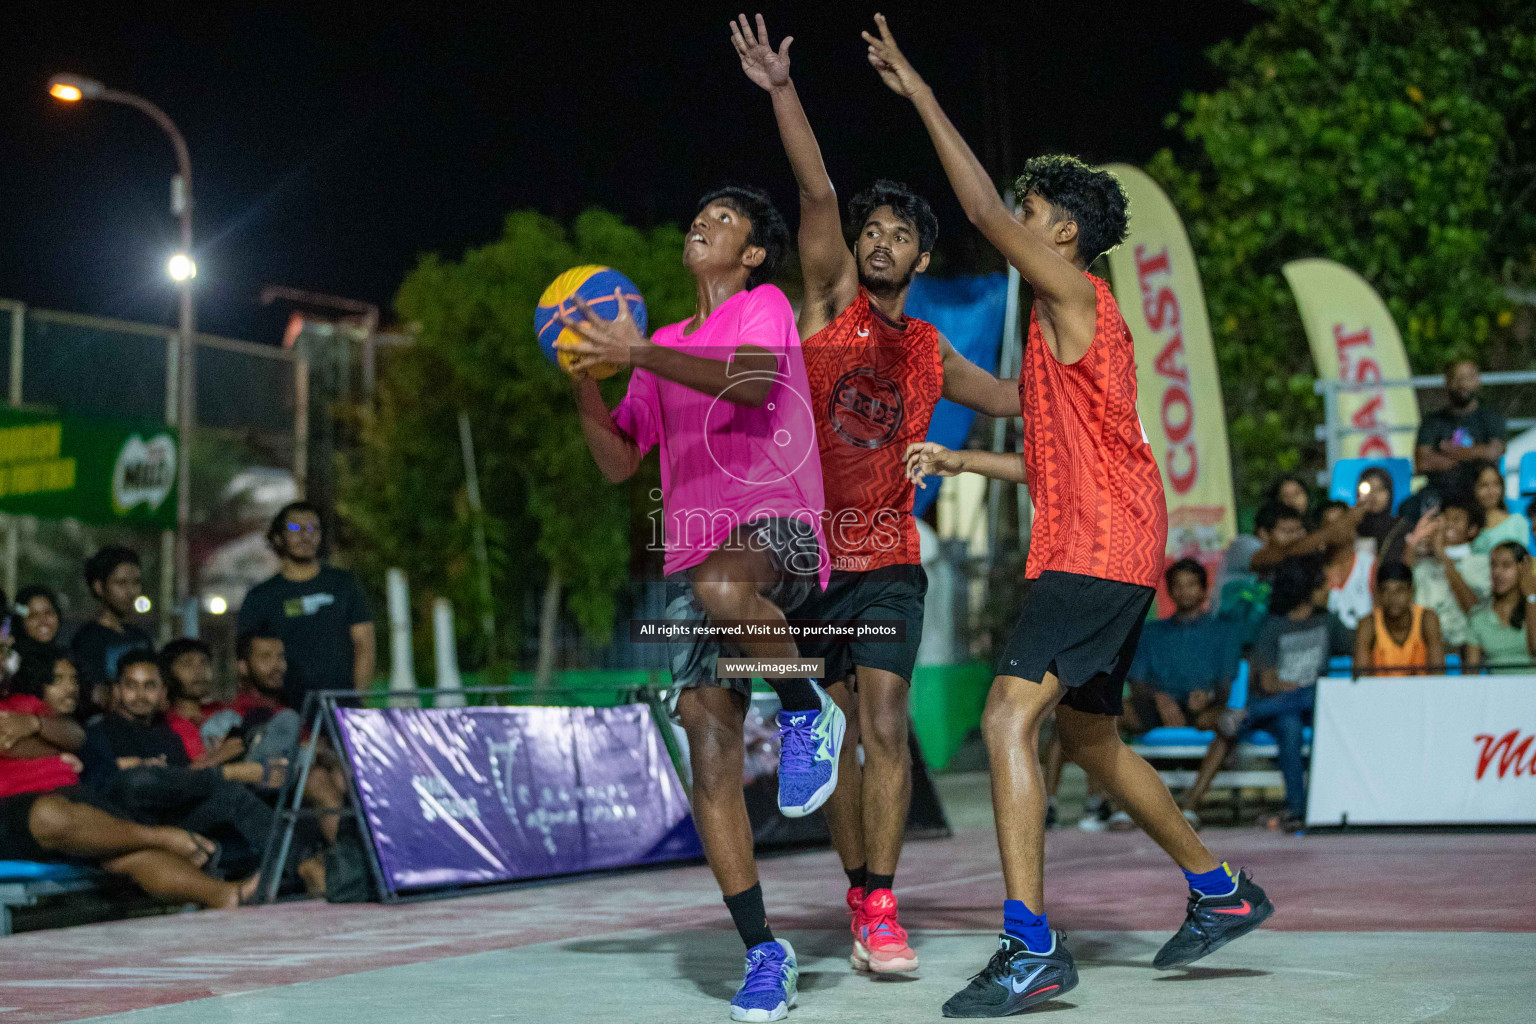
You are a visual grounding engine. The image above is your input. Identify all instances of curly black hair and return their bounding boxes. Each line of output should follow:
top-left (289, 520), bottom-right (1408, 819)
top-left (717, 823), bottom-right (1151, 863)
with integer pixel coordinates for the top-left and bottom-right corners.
top-left (847, 179), bottom-right (938, 255)
top-left (696, 186), bottom-right (789, 289)
top-left (1013, 155), bottom-right (1130, 265)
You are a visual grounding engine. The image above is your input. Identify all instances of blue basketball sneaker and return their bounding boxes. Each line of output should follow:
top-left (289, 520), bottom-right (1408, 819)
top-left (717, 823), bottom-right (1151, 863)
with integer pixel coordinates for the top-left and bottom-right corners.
top-left (941, 931), bottom-right (1078, 1018)
top-left (731, 939), bottom-right (798, 1022)
top-left (775, 683), bottom-right (845, 817)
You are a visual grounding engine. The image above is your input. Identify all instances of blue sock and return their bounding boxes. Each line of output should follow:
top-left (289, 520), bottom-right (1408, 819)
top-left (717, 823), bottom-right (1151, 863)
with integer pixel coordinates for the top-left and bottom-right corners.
top-left (1003, 899), bottom-right (1051, 952)
top-left (1183, 861), bottom-right (1236, 897)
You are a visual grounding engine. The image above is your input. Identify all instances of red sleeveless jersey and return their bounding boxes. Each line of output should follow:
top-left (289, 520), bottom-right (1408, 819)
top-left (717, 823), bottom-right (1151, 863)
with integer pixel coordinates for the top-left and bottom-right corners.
top-left (803, 291), bottom-right (944, 572)
top-left (1021, 273), bottom-right (1167, 588)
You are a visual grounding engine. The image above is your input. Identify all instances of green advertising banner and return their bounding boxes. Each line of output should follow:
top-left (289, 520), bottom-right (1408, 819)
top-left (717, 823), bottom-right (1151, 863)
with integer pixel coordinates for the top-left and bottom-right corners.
top-left (0, 408), bottom-right (177, 529)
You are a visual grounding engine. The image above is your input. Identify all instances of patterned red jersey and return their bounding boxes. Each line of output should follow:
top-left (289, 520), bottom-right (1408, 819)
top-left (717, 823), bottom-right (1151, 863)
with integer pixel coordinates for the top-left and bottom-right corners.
top-left (1021, 273), bottom-right (1167, 589)
top-left (803, 291), bottom-right (944, 572)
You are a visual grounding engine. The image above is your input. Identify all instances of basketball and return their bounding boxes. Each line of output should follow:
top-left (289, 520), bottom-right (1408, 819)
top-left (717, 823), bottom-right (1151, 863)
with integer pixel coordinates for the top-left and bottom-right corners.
top-left (533, 265), bottom-right (647, 380)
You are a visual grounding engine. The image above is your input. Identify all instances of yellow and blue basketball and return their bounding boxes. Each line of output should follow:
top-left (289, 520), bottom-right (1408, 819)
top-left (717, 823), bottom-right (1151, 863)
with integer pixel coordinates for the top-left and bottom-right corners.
top-left (533, 265), bottom-right (647, 380)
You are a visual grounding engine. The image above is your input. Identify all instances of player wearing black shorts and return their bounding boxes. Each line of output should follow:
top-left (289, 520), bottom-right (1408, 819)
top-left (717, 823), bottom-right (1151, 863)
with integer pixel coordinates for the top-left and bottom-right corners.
top-left (733, 13), bottom-right (1019, 975)
top-left (870, 15), bottom-right (1274, 1016)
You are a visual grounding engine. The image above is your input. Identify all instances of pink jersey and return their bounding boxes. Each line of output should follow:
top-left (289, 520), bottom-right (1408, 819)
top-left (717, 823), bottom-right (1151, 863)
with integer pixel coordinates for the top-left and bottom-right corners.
top-left (612, 285), bottom-right (829, 585)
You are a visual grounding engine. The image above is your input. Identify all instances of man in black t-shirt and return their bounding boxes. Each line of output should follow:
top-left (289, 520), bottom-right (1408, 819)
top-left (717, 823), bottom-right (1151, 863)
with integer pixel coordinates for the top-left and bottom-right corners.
top-left (80, 653), bottom-right (299, 879)
top-left (237, 501), bottom-right (375, 708)
top-left (1415, 360), bottom-right (1506, 496)
top-left (70, 546), bottom-right (154, 721)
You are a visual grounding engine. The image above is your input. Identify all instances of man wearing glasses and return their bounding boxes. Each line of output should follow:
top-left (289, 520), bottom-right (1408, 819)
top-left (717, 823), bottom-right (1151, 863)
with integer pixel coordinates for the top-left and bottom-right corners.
top-left (237, 501), bottom-right (376, 707)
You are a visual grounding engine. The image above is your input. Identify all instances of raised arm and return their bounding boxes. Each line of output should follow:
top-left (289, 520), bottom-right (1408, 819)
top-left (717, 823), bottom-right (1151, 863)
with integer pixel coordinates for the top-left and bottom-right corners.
top-left (861, 16), bottom-right (1094, 315)
top-left (940, 334), bottom-right (1020, 418)
top-left (1251, 505), bottom-right (1366, 571)
top-left (732, 14), bottom-right (856, 324)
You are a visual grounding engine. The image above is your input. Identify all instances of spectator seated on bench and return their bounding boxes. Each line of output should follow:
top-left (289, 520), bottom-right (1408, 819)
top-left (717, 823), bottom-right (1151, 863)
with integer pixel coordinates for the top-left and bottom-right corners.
top-left (80, 653), bottom-right (324, 892)
top-left (1178, 554), bottom-right (1331, 831)
top-left (0, 665), bottom-right (255, 914)
top-left (1404, 359), bottom-right (1507, 524)
top-left (1405, 498), bottom-right (1491, 661)
top-left (1355, 561), bottom-right (1446, 675)
top-left (1126, 558), bottom-right (1241, 740)
top-left (1466, 541), bottom-right (1536, 674)
top-left (1461, 459), bottom-right (1531, 555)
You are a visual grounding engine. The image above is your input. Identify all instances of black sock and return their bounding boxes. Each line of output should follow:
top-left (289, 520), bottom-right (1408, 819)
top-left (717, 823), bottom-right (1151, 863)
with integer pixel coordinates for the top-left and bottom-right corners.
top-left (866, 871), bottom-right (895, 894)
top-left (845, 865), bottom-right (867, 890)
top-left (772, 677), bottom-right (821, 713)
top-left (724, 882), bottom-right (774, 949)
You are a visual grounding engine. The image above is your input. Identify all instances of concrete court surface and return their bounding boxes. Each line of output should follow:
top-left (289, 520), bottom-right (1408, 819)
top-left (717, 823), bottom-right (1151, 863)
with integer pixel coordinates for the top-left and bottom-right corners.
top-left (0, 774), bottom-right (1531, 1024)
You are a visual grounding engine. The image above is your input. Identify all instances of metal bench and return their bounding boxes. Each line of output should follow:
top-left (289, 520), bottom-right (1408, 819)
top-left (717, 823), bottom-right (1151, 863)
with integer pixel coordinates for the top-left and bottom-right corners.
top-left (1128, 661), bottom-right (1313, 817)
top-left (0, 861), bottom-right (104, 936)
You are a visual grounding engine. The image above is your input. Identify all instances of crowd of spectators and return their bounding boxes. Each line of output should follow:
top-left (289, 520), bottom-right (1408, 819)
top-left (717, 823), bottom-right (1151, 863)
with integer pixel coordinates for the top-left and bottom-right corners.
top-left (1111, 359), bottom-right (1535, 832)
top-left (0, 501), bottom-right (369, 919)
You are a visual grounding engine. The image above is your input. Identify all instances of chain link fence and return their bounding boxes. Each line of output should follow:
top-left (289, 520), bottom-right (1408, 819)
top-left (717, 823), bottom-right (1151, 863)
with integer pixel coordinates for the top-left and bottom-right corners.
top-left (0, 299), bottom-right (303, 663)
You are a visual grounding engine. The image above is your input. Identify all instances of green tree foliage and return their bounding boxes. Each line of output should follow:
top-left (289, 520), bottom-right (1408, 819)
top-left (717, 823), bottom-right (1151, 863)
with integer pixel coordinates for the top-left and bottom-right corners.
top-left (341, 209), bottom-right (694, 672)
top-left (1147, 0), bottom-right (1535, 508)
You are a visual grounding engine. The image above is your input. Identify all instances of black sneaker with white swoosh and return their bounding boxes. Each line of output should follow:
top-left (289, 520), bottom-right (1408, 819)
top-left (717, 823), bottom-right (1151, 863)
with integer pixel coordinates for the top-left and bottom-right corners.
top-left (1153, 869), bottom-right (1275, 969)
top-left (941, 931), bottom-right (1077, 1018)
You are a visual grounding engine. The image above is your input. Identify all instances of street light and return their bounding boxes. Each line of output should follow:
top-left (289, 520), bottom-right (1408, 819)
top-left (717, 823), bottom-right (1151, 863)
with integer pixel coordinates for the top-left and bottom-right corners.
top-left (167, 253), bottom-right (197, 282)
top-left (48, 72), bottom-right (197, 632)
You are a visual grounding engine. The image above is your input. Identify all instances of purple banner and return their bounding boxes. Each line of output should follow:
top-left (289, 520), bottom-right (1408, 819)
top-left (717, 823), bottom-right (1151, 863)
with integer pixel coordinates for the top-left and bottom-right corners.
top-left (333, 704), bottom-right (702, 893)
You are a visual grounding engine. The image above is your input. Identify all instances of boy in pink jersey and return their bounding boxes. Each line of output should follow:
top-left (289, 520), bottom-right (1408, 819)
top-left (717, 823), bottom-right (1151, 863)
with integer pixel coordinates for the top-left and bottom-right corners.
top-left (562, 186), bottom-right (842, 1022)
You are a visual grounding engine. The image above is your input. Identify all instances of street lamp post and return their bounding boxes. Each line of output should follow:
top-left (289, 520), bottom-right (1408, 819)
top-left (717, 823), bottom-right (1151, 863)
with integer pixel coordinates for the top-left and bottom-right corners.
top-left (49, 73), bottom-right (197, 626)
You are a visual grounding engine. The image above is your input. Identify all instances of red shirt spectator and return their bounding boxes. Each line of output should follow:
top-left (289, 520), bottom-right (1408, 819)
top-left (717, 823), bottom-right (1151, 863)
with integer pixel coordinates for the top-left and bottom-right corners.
top-left (163, 710), bottom-right (206, 760)
top-left (0, 694), bottom-right (80, 797)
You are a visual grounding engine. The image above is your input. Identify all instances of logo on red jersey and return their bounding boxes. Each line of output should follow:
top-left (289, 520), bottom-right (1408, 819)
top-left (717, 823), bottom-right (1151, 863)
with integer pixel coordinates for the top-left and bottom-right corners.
top-left (829, 367), bottom-right (905, 450)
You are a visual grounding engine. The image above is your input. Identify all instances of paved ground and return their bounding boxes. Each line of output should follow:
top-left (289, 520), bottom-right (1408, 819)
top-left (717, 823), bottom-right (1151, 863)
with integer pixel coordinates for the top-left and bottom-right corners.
top-left (0, 773), bottom-right (1531, 1023)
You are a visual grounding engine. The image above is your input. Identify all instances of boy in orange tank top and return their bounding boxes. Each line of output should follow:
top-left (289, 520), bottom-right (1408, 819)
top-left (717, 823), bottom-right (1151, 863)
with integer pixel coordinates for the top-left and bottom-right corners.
top-left (1356, 560), bottom-right (1445, 675)
top-left (863, 15), bottom-right (1274, 1016)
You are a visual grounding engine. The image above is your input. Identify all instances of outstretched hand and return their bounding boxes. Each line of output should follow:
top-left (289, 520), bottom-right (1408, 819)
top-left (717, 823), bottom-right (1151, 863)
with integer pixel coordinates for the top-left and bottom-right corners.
top-left (904, 441), bottom-right (964, 489)
top-left (731, 13), bottom-right (792, 91)
top-left (555, 290), bottom-right (646, 375)
top-left (862, 13), bottom-right (927, 99)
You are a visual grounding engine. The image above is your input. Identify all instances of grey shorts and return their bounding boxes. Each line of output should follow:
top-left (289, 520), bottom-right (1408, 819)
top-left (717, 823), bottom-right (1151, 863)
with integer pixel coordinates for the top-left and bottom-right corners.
top-left (660, 516), bottom-right (822, 721)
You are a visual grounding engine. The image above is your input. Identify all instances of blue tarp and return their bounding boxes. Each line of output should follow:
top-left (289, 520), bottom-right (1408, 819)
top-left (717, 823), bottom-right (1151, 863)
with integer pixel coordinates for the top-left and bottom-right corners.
top-left (904, 273), bottom-right (1009, 516)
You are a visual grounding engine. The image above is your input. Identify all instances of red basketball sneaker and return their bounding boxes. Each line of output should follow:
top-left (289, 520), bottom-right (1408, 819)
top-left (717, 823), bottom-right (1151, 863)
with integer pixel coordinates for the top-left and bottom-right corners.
top-left (850, 888), bottom-right (919, 973)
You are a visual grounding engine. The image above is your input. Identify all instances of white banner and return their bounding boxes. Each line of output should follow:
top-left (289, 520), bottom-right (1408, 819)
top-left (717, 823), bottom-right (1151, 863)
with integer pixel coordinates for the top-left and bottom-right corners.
top-left (1307, 674), bottom-right (1536, 826)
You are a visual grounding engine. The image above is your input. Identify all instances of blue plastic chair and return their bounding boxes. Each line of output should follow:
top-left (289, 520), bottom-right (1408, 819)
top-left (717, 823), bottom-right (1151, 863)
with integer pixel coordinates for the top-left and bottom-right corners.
top-left (1518, 452), bottom-right (1536, 496)
top-left (1329, 457), bottom-right (1413, 514)
top-left (0, 862), bottom-right (97, 882)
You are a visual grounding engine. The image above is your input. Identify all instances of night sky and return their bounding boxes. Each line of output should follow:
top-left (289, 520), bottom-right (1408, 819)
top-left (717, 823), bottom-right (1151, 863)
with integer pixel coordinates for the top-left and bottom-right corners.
top-left (1, 2), bottom-right (1261, 344)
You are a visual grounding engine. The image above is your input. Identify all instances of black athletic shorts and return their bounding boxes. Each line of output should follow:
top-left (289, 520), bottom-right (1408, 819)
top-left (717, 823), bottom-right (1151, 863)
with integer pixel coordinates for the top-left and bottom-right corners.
top-left (995, 570), bottom-right (1156, 717)
top-left (798, 564), bottom-right (928, 685)
top-left (0, 785), bottom-right (125, 863)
